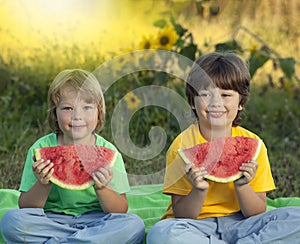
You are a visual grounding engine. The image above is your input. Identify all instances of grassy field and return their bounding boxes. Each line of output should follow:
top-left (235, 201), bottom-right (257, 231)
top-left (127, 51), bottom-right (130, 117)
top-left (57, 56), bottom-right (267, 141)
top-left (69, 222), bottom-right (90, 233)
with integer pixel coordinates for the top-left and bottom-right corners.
top-left (0, 1), bottom-right (300, 198)
top-left (0, 51), bottom-right (299, 198)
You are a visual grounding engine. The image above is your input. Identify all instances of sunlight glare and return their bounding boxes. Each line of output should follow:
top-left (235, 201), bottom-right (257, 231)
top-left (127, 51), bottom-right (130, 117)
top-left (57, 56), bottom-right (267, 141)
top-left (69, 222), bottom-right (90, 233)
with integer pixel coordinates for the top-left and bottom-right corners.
top-left (0, 0), bottom-right (162, 56)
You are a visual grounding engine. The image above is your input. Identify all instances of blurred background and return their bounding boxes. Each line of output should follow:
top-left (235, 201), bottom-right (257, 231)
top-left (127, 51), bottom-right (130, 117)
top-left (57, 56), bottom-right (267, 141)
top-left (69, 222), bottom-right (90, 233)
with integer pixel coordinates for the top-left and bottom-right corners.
top-left (0, 0), bottom-right (299, 198)
top-left (1, 0), bottom-right (300, 62)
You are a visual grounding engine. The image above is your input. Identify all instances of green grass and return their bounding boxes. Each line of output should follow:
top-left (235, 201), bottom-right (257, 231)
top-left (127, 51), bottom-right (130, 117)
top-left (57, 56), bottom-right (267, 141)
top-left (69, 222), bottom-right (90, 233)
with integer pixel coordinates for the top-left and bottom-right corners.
top-left (0, 15), bottom-right (299, 198)
top-left (1, 64), bottom-right (299, 198)
top-left (243, 85), bottom-right (300, 198)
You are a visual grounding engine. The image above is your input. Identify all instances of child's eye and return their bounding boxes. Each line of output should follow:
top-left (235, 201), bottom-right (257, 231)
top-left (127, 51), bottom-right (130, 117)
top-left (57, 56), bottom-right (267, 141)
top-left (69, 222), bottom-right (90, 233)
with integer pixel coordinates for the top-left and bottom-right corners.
top-left (62, 107), bottom-right (73, 111)
top-left (198, 92), bottom-right (210, 97)
top-left (221, 93), bottom-right (231, 97)
top-left (83, 105), bottom-right (95, 110)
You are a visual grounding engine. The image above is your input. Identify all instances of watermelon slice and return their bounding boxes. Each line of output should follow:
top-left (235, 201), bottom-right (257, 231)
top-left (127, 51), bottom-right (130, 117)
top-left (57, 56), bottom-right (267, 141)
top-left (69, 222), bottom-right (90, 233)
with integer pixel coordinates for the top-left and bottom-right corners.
top-left (178, 137), bottom-right (262, 183)
top-left (34, 145), bottom-right (118, 190)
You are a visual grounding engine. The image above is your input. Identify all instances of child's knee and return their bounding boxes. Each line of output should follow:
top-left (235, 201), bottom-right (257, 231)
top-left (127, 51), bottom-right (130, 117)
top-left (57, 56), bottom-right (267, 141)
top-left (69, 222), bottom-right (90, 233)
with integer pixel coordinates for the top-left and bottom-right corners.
top-left (147, 219), bottom-right (177, 244)
top-left (126, 214), bottom-right (145, 233)
top-left (1, 209), bottom-right (21, 227)
top-left (272, 206), bottom-right (300, 219)
top-left (121, 214), bottom-right (145, 243)
top-left (1, 209), bottom-right (23, 239)
top-left (285, 206), bottom-right (300, 216)
top-left (1, 209), bottom-right (43, 235)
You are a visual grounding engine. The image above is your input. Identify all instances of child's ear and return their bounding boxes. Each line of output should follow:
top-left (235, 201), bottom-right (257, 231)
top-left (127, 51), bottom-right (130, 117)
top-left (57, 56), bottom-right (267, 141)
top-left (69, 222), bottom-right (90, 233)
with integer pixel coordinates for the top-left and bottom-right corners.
top-left (238, 104), bottom-right (243, 111)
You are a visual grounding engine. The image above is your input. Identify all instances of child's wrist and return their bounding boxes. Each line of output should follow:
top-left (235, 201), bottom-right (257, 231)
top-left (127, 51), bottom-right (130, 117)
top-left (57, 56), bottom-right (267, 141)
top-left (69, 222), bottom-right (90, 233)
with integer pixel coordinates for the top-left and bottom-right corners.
top-left (93, 184), bottom-right (106, 191)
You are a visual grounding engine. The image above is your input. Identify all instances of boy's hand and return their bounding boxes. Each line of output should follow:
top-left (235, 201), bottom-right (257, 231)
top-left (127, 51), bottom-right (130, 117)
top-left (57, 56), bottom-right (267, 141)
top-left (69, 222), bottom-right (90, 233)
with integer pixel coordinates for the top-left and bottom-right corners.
top-left (32, 159), bottom-right (54, 185)
top-left (235, 160), bottom-right (258, 186)
top-left (93, 165), bottom-right (113, 190)
top-left (185, 163), bottom-right (209, 191)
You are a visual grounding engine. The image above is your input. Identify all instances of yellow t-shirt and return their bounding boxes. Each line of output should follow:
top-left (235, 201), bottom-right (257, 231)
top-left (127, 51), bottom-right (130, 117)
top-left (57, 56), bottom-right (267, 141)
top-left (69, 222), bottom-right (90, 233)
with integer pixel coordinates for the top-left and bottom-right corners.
top-left (163, 124), bottom-right (276, 219)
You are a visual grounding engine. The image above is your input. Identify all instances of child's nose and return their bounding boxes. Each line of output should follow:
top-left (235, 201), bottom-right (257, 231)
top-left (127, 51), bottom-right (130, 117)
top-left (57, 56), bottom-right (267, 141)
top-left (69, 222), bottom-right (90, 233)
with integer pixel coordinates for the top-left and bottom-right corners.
top-left (72, 108), bottom-right (82, 119)
top-left (210, 93), bottom-right (222, 106)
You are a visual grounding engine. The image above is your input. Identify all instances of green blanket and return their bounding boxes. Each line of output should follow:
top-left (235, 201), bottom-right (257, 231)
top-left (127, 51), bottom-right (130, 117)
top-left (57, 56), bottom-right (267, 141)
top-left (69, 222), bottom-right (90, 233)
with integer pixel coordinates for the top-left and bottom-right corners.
top-left (1, 184), bottom-right (300, 243)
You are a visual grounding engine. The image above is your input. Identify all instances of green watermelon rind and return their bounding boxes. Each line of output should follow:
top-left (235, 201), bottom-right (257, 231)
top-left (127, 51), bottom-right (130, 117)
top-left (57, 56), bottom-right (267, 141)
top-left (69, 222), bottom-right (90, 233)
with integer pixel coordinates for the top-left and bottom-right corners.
top-left (204, 172), bottom-right (244, 183)
top-left (34, 146), bottom-right (118, 190)
top-left (204, 139), bottom-right (262, 183)
top-left (178, 149), bottom-right (192, 165)
top-left (50, 176), bottom-right (94, 191)
top-left (178, 138), bottom-right (262, 183)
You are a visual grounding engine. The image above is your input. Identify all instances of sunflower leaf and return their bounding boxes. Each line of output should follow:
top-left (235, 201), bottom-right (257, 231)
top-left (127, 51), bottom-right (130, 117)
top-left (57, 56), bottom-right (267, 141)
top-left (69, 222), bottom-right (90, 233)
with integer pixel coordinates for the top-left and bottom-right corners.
top-left (176, 39), bottom-right (185, 48)
top-left (248, 49), bottom-right (269, 77)
top-left (174, 24), bottom-right (187, 37)
top-left (179, 44), bottom-right (197, 61)
top-left (215, 39), bottom-right (242, 52)
top-left (170, 16), bottom-right (187, 37)
top-left (279, 57), bottom-right (295, 80)
top-left (153, 19), bottom-right (167, 28)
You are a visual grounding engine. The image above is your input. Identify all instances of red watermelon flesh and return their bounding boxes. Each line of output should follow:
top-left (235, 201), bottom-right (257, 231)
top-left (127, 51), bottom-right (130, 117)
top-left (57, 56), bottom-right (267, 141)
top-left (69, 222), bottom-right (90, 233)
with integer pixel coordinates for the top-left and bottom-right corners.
top-left (34, 144), bottom-right (118, 190)
top-left (178, 137), bottom-right (262, 183)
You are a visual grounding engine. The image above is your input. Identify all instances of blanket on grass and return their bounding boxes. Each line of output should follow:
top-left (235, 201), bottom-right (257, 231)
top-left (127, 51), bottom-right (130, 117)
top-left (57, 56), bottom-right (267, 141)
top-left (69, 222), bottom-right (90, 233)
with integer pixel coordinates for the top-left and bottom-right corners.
top-left (1, 184), bottom-right (300, 243)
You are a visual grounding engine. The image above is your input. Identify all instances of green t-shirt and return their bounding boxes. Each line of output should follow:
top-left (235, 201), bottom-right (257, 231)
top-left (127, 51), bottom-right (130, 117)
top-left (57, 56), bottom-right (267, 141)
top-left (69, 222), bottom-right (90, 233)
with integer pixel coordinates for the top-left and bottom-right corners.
top-left (19, 133), bottom-right (130, 216)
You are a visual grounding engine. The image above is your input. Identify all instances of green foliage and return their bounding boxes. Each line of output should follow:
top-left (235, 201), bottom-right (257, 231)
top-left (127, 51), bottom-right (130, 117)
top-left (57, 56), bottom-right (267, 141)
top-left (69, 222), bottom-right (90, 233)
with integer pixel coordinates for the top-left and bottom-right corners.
top-left (152, 19), bottom-right (297, 84)
top-left (248, 48), bottom-right (270, 78)
top-left (243, 86), bottom-right (300, 197)
top-left (0, 18), bottom-right (299, 198)
top-left (279, 57), bottom-right (296, 80)
top-left (215, 39), bottom-right (242, 53)
top-left (153, 19), bottom-right (167, 28)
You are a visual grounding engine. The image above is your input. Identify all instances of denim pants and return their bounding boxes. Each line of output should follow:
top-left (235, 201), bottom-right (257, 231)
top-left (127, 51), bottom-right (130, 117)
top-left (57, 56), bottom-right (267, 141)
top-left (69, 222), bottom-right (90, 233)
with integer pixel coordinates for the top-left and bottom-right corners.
top-left (147, 207), bottom-right (300, 244)
top-left (0, 208), bottom-right (145, 244)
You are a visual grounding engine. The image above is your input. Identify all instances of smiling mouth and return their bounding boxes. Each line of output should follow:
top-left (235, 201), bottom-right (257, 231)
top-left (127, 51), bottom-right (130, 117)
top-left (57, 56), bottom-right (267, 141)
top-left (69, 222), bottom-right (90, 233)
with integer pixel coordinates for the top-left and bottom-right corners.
top-left (70, 125), bottom-right (85, 128)
top-left (208, 111), bottom-right (225, 118)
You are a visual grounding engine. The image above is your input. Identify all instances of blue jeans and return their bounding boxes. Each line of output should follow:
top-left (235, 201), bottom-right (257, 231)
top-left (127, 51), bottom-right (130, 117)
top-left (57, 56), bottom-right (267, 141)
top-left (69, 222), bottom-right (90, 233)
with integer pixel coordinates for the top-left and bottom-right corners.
top-left (0, 208), bottom-right (145, 243)
top-left (147, 207), bottom-right (300, 244)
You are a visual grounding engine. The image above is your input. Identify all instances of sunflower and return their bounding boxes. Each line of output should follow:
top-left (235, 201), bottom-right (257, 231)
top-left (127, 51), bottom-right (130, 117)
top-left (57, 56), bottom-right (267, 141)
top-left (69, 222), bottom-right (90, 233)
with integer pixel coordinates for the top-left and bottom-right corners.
top-left (138, 35), bottom-right (156, 50)
top-left (124, 92), bottom-right (141, 110)
top-left (155, 26), bottom-right (178, 50)
top-left (249, 44), bottom-right (257, 53)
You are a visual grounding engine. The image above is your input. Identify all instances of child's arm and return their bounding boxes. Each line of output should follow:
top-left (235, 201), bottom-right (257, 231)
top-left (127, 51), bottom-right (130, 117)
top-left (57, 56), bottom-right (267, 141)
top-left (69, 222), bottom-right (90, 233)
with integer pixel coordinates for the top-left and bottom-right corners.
top-left (234, 160), bottom-right (267, 217)
top-left (93, 165), bottom-right (128, 213)
top-left (171, 164), bottom-right (209, 219)
top-left (19, 159), bottom-right (54, 208)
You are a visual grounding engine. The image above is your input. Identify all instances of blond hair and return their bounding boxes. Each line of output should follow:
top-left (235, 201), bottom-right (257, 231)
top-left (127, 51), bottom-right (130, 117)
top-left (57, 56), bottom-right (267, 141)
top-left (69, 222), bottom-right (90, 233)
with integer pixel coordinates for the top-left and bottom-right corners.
top-left (48, 69), bottom-right (105, 133)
